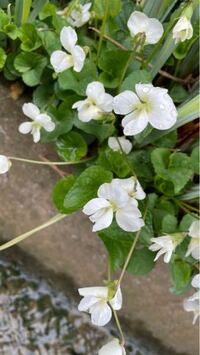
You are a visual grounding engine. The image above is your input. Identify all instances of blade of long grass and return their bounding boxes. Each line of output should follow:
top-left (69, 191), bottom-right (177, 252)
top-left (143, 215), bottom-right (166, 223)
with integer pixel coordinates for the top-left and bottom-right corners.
top-left (143, 0), bottom-right (178, 20)
top-left (29, 0), bottom-right (47, 22)
top-left (14, 0), bottom-right (32, 26)
top-left (139, 95), bottom-right (199, 146)
top-left (178, 185), bottom-right (200, 201)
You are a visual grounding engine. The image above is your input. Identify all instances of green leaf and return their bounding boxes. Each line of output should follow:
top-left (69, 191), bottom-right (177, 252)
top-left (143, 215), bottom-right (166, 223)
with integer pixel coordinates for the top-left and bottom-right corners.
top-left (151, 148), bottom-right (193, 194)
top-left (58, 59), bottom-right (97, 96)
top-left (38, 30), bottom-right (60, 54)
top-left (93, 0), bottom-right (122, 19)
top-left (30, 0), bottom-right (49, 21)
top-left (39, 2), bottom-right (56, 20)
top-left (0, 47), bottom-right (6, 69)
top-left (14, 52), bottom-right (47, 86)
top-left (153, 130), bottom-right (177, 148)
top-left (128, 149), bottom-right (154, 178)
top-left (191, 146), bottom-right (199, 174)
top-left (19, 23), bottom-right (41, 51)
top-left (98, 49), bottom-right (131, 88)
top-left (33, 83), bottom-right (55, 108)
top-left (56, 131), bottom-right (88, 162)
top-left (64, 166), bottom-right (112, 213)
top-left (14, 0), bottom-right (32, 25)
top-left (74, 115), bottom-right (115, 142)
top-left (53, 175), bottom-right (76, 214)
top-left (97, 147), bottom-right (130, 177)
top-left (179, 214), bottom-right (196, 232)
top-left (0, 9), bottom-right (18, 39)
top-left (170, 259), bottom-right (192, 294)
top-left (128, 247), bottom-right (155, 275)
top-left (120, 69), bottom-right (152, 91)
top-left (162, 214), bottom-right (178, 233)
top-left (169, 84), bottom-right (188, 103)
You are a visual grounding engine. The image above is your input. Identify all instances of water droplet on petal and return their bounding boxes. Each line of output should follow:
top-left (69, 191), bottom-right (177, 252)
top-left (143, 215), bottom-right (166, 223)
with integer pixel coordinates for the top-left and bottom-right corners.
top-left (160, 104), bottom-right (165, 110)
top-left (142, 87), bottom-right (150, 93)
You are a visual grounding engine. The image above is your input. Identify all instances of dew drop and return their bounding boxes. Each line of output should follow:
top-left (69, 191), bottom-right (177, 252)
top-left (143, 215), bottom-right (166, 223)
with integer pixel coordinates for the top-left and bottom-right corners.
top-left (142, 87), bottom-right (149, 93)
top-left (160, 104), bottom-right (165, 110)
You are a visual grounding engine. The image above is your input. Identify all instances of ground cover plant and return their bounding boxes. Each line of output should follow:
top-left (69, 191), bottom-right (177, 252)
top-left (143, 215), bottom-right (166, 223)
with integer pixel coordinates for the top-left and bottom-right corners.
top-left (0, 0), bottom-right (199, 353)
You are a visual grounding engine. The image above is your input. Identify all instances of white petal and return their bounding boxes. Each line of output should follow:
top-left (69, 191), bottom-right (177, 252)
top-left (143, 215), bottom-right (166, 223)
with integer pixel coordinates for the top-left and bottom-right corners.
top-left (163, 250), bottom-right (173, 263)
top-left (0, 155), bottom-right (11, 174)
top-left (50, 50), bottom-right (73, 73)
top-left (116, 202), bottom-right (144, 232)
top-left (186, 239), bottom-right (200, 260)
top-left (22, 103), bottom-right (40, 120)
top-left (145, 18), bottom-right (164, 44)
top-left (127, 11), bottom-right (149, 38)
top-left (78, 296), bottom-right (99, 312)
top-left (99, 339), bottom-right (125, 355)
top-left (78, 286), bottom-right (108, 298)
top-left (92, 208), bottom-right (114, 232)
top-left (86, 81), bottom-right (105, 104)
top-left (83, 198), bottom-right (111, 215)
top-left (189, 220), bottom-right (200, 238)
top-left (109, 287), bottom-right (122, 310)
top-left (99, 93), bottom-right (113, 113)
top-left (122, 111), bottom-right (148, 136)
top-left (71, 45), bottom-right (86, 72)
top-left (18, 122), bottom-right (33, 134)
top-left (173, 17), bottom-right (193, 43)
top-left (135, 83), bottom-right (154, 101)
top-left (35, 114), bottom-right (55, 132)
top-left (32, 127), bottom-right (41, 143)
top-left (98, 181), bottom-right (129, 207)
top-left (60, 26), bottom-right (77, 52)
top-left (108, 136), bottom-right (132, 154)
top-left (83, 3), bottom-right (92, 12)
top-left (192, 274), bottom-right (200, 289)
top-left (90, 302), bottom-right (112, 326)
top-left (113, 91), bottom-right (140, 115)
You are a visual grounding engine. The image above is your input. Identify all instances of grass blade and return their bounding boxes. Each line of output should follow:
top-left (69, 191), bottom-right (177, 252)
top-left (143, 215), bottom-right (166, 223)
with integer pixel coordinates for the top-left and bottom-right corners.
top-left (14, 0), bottom-right (32, 25)
top-left (29, 0), bottom-right (47, 22)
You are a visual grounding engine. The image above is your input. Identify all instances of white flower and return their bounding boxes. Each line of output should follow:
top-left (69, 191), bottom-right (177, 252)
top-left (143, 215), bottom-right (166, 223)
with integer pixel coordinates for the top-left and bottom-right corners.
top-left (108, 136), bottom-right (132, 154)
top-left (99, 338), bottom-right (126, 355)
top-left (186, 220), bottom-right (200, 260)
top-left (149, 233), bottom-right (184, 263)
top-left (72, 81), bottom-right (113, 122)
top-left (127, 11), bottom-right (164, 45)
top-left (78, 286), bottom-right (122, 327)
top-left (113, 83), bottom-right (177, 136)
top-left (183, 274), bottom-right (200, 324)
top-left (50, 26), bottom-right (86, 73)
top-left (69, 3), bottom-right (92, 28)
top-left (114, 177), bottom-right (146, 201)
top-left (83, 179), bottom-right (144, 232)
top-left (173, 16), bottom-right (193, 44)
top-left (19, 103), bottom-right (55, 143)
top-left (0, 155), bottom-right (12, 174)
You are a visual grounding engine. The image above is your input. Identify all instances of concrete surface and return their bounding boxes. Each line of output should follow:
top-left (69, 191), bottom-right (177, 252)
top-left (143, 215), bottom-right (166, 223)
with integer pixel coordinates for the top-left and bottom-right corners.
top-left (0, 81), bottom-right (198, 355)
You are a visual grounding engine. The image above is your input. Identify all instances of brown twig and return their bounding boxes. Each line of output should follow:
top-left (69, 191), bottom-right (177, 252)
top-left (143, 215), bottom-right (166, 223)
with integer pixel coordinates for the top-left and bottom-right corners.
top-left (39, 155), bottom-right (67, 177)
top-left (89, 26), bottom-right (196, 86)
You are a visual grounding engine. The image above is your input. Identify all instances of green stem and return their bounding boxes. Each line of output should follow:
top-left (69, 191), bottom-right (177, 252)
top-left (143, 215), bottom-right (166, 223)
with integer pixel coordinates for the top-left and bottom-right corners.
top-left (112, 309), bottom-right (125, 346)
top-left (0, 213), bottom-right (67, 251)
top-left (96, 0), bottom-right (109, 60)
top-left (9, 156), bottom-right (93, 165)
top-left (174, 200), bottom-right (199, 219)
top-left (181, 201), bottom-right (199, 213)
top-left (116, 137), bottom-right (136, 177)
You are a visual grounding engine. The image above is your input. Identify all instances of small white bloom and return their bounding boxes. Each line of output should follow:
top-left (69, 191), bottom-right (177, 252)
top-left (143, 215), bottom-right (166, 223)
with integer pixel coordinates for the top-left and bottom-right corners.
top-left (173, 16), bottom-right (193, 44)
top-left (114, 177), bottom-right (146, 201)
top-left (83, 179), bottom-right (144, 232)
top-left (108, 136), bottom-right (132, 154)
top-left (68, 3), bottom-right (92, 28)
top-left (72, 81), bottom-right (113, 122)
top-left (127, 11), bottom-right (164, 45)
top-left (113, 83), bottom-right (177, 136)
top-left (99, 338), bottom-right (126, 355)
top-left (19, 103), bottom-right (55, 143)
top-left (183, 274), bottom-right (200, 324)
top-left (149, 233), bottom-right (184, 263)
top-left (186, 220), bottom-right (200, 260)
top-left (78, 286), bottom-right (122, 327)
top-left (0, 155), bottom-right (12, 174)
top-left (50, 26), bottom-right (86, 73)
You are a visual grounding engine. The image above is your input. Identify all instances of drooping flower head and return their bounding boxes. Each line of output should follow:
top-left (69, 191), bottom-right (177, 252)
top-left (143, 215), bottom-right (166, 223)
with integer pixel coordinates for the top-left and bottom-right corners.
top-left (19, 103), bottom-right (55, 143)
top-left (73, 81), bottom-right (113, 122)
top-left (108, 136), bottom-right (132, 155)
top-left (127, 11), bottom-right (164, 45)
top-left (173, 16), bottom-right (193, 44)
top-left (115, 176), bottom-right (146, 201)
top-left (114, 83), bottom-right (177, 136)
top-left (78, 286), bottom-right (122, 327)
top-left (58, 3), bottom-right (92, 28)
top-left (149, 233), bottom-right (185, 263)
top-left (99, 338), bottom-right (126, 355)
top-left (186, 220), bottom-right (200, 260)
top-left (183, 273), bottom-right (200, 324)
top-left (0, 155), bottom-right (12, 174)
top-left (50, 26), bottom-right (86, 73)
top-left (83, 178), bottom-right (144, 232)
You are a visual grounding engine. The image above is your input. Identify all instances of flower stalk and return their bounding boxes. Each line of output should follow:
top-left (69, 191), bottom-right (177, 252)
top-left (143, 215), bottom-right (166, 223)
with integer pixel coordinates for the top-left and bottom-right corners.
top-left (96, 0), bottom-right (110, 60)
top-left (8, 156), bottom-right (93, 165)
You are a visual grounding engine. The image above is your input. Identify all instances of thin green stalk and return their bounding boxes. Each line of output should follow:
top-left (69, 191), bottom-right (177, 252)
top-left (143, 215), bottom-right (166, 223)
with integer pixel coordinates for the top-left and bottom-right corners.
top-left (0, 214), bottom-right (67, 251)
top-left (174, 200), bottom-right (199, 219)
top-left (116, 137), bottom-right (136, 177)
top-left (96, 0), bottom-right (110, 60)
top-left (112, 309), bottom-right (125, 346)
top-left (181, 201), bottom-right (199, 213)
top-left (9, 156), bottom-right (94, 165)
